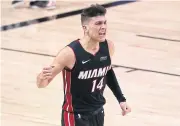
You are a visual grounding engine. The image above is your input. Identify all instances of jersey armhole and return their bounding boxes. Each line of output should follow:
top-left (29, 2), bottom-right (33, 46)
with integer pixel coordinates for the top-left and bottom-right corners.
top-left (104, 39), bottom-right (112, 64)
top-left (64, 46), bottom-right (77, 72)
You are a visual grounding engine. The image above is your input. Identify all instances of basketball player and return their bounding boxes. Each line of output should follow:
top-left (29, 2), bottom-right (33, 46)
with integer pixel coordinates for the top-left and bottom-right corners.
top-left (36, 4), bottom-right (131, 126)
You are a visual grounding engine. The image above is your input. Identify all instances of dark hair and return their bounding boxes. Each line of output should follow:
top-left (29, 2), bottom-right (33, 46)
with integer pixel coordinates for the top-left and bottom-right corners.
top-left (81, 4), bottom-right (106, 24)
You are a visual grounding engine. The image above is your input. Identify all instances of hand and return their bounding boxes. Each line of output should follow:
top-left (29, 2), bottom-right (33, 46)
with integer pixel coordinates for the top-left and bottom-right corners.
top-left (120, 102), bottom-right (131, 116)
top-left (39, 66), bottom-right (54, 80)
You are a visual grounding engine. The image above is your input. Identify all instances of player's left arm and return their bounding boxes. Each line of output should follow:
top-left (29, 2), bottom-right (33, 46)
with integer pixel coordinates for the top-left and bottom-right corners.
top-left (106, 39), bottom-right (131, 116)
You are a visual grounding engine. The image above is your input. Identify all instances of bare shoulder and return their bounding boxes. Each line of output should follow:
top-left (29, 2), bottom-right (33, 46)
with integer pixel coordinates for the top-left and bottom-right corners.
top-left (58, 46), bottom-right (74, 57)
top-left (106, 39), bottom-right (115, 57)
top-left (52, 46), bottom-right (75, 69)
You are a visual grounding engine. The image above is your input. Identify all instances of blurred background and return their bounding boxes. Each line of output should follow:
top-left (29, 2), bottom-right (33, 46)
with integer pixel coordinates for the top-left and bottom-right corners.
top-left (1, 0), bottom-right (180, 126)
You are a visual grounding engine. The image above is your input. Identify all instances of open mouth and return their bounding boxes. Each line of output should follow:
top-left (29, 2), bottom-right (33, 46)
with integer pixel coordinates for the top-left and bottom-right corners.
top-left (99, 33), bottom-right (106, 36)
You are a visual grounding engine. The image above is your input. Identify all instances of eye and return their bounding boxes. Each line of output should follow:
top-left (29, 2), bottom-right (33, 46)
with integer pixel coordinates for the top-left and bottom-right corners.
top-left (95, 21), bottom-right (107, 25)
top-left (95, 21), bottom-right (103, 25)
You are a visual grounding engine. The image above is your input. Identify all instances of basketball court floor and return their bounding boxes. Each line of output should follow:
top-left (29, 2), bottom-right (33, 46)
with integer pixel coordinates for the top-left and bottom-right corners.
top-left (1, 1), bottom-right (180, 126)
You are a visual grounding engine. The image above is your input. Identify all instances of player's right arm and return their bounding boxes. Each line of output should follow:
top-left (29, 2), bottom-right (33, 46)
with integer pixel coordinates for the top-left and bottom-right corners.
top-left (36, 47), bottom-right (75, 88)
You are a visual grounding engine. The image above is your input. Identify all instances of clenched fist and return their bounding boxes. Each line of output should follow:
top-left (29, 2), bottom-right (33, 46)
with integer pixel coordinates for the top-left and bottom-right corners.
top-left (37, 66), bottom-right (55, 88)
top-left (40, 66), bottom-right (54, 80)
top-left (120, 102), bottom-right (131, 116)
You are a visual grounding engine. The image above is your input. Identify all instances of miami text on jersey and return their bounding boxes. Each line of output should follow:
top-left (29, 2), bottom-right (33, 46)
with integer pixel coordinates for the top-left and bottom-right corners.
top-left (78, 65), bottom-right (111, 79)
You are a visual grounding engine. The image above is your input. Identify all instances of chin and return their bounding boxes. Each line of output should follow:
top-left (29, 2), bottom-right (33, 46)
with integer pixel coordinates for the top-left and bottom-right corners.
top-left (99, 37), bottom-right (106, 42)
top-left (93, 37), bottom-right (106, 42)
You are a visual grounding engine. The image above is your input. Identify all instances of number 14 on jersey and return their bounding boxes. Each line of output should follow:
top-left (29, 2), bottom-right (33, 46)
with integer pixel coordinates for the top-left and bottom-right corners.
top-left (91, 77), bottom-right (105, 92)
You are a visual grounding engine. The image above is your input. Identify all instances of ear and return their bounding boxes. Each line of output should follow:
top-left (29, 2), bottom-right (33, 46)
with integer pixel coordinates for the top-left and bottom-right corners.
top-left (83, 25), bottom-right (86, 30)
top-left (83, 25), bottom-right (88, 33)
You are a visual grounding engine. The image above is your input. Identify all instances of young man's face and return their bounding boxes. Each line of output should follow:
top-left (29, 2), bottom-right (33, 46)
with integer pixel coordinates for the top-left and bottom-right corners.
top-left (85, 16), bottom-right (107, 42)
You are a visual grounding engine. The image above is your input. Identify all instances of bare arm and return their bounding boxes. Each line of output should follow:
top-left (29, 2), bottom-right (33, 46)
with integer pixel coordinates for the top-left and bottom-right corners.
top-left (106, 40), bottom-right (126, 102)
top-left (36, 47), bottom-right (75, 88)
top-left (106, 39), bottom-right (131, 115)
top-left (107, 39), bottom-right (115, 59)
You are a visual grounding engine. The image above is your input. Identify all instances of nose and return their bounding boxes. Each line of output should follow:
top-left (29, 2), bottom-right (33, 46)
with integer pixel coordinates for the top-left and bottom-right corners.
top-left (101, 23), bottom-right (106, 29)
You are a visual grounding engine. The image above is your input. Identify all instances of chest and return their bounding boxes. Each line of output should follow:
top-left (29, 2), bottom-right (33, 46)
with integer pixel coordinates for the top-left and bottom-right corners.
top-left (73, 53), bottom-right (111, 80)
top-left (77, 52), bottom-right (110, 69)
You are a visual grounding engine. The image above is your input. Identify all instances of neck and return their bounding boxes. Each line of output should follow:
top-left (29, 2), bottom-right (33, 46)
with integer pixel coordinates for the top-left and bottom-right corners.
top-left (80, 36), bottom-right (99, 52)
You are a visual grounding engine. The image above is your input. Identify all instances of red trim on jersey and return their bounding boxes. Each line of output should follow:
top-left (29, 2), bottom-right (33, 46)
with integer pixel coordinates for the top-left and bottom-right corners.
top-left (63, 111), bottom-right (69, 126)
top-left (70, 113), bottom-right (75, 126)
top-left (62, 69), bottom-right (73, 112)
top-left (63, 111), bottom-right (75, 126)
top-left (62, 70), bottom-right (66, 95)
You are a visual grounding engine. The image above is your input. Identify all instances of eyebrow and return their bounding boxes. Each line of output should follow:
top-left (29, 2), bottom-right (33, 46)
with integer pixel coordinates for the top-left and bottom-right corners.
top-left (95, 20), bottom-right (107, 23)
